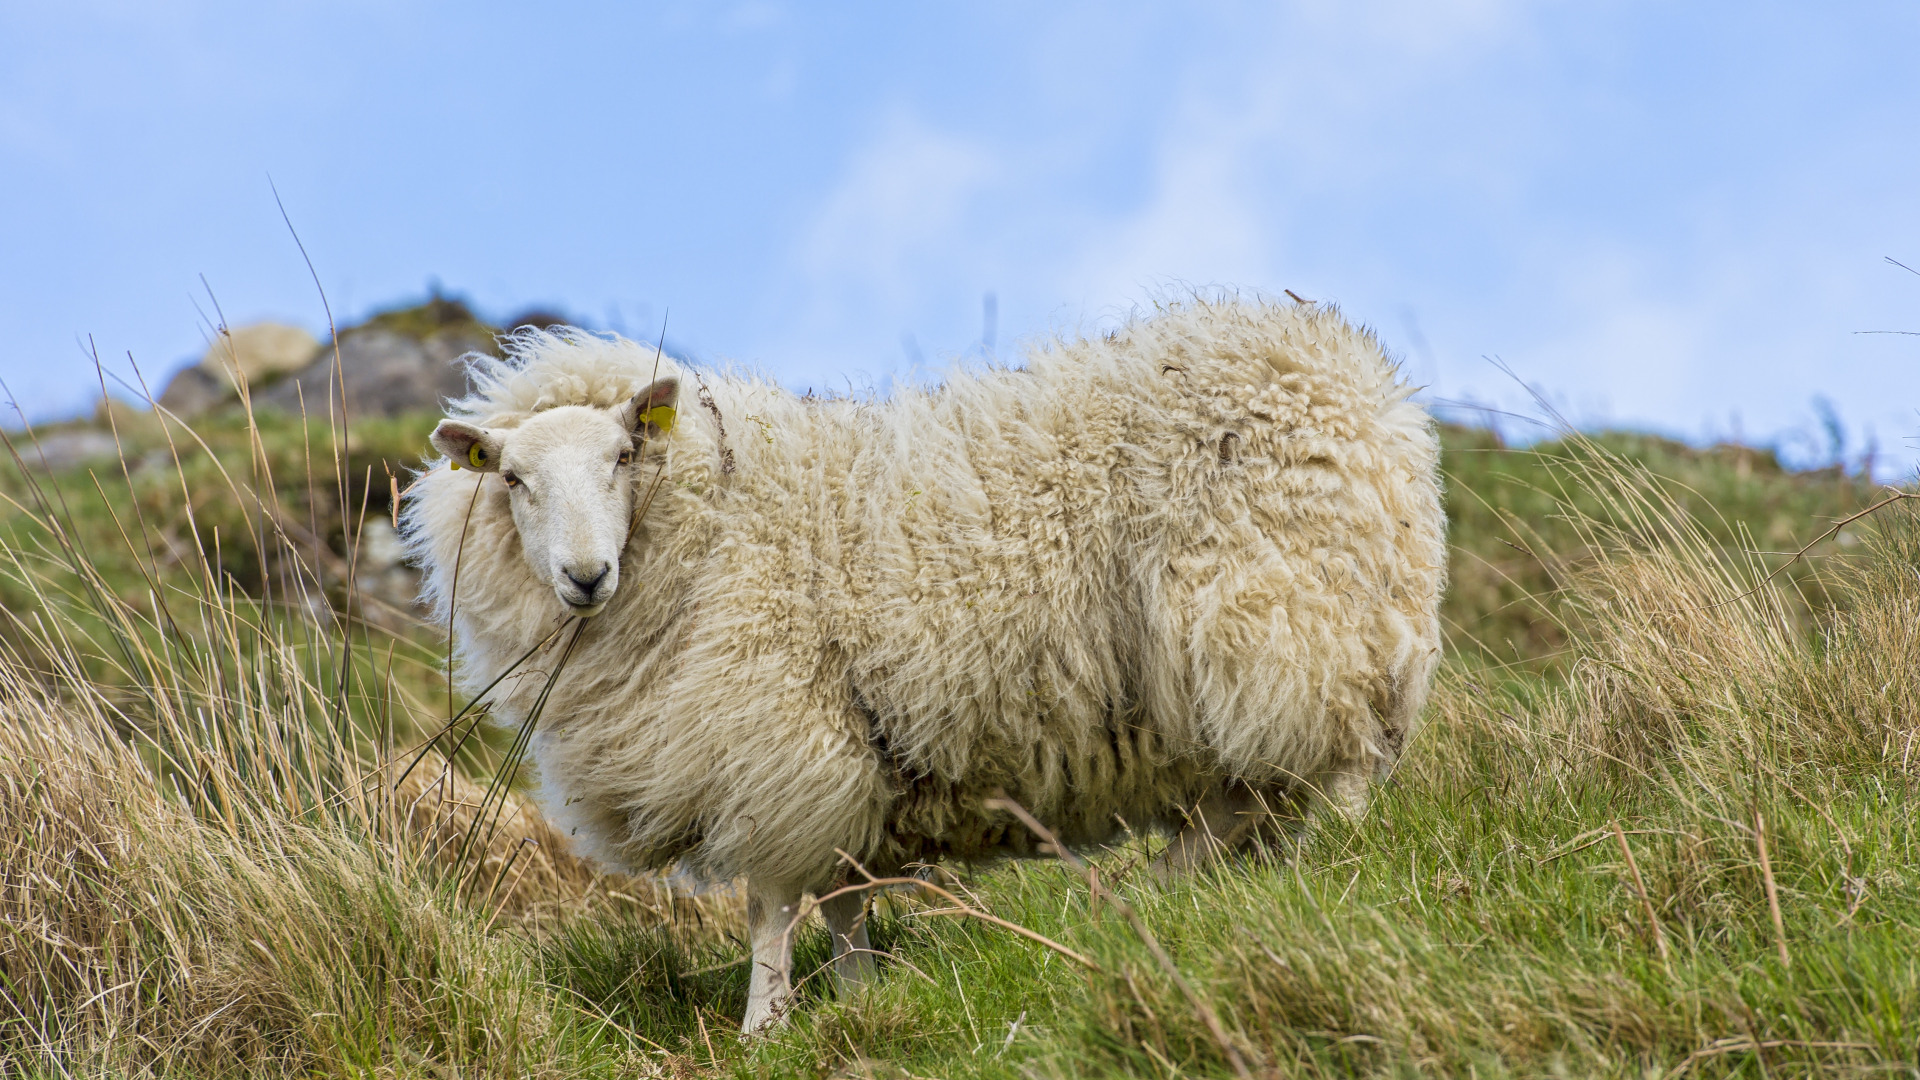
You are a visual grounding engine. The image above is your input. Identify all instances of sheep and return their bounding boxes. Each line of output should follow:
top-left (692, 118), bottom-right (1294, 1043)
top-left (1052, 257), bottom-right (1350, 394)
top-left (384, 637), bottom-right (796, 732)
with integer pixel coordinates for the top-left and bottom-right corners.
top-left (403, 296), bottom-right (1446, 1033)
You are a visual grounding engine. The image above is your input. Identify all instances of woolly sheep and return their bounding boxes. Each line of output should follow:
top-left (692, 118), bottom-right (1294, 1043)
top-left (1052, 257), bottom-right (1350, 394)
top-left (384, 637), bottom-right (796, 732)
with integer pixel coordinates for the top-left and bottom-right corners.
top-left (404, 296), bottom-right (1446, 1032)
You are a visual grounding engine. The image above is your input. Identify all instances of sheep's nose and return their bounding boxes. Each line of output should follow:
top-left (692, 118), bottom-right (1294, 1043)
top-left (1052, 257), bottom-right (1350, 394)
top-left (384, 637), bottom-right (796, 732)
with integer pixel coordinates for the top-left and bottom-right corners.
top-left (563, 563), bottom-right (610, 598)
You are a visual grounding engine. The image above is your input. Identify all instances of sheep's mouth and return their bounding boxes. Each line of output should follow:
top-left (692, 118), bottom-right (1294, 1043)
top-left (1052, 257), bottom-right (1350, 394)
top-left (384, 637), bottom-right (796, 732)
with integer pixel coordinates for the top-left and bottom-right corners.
top-left (557, 564), bottom-right (615, 614)
top-left (558, 589), bottom-right (610, 617)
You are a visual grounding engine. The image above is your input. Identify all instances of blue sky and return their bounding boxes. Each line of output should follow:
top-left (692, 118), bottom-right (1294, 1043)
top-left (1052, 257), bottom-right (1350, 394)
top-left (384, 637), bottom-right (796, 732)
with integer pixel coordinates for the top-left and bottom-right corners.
top-left (5, 2), bottom-right (1919, 473)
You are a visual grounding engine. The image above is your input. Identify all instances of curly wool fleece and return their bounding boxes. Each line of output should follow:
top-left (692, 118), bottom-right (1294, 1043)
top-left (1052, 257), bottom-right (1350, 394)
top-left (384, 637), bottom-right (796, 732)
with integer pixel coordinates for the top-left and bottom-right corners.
top-left (403, 297), bottom-right (1446, 889)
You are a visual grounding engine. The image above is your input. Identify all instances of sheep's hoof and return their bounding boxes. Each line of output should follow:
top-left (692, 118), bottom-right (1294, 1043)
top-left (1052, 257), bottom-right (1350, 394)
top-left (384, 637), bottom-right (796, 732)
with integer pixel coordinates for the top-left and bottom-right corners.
top-left (740, 1009), bottom-right (786, 1037)
top-left (740, 990), bottom-right (796, 1037)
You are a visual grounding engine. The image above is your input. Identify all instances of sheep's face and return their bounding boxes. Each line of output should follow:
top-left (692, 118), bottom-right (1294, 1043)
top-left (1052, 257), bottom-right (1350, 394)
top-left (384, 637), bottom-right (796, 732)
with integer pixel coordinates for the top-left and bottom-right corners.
top-left (429, 378), bottom-right (678, 617)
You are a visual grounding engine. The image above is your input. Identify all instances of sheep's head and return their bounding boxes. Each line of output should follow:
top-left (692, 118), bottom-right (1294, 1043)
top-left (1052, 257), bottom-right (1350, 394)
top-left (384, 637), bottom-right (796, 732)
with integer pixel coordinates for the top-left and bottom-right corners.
top-left (429, 378), bottom-right (678, 617)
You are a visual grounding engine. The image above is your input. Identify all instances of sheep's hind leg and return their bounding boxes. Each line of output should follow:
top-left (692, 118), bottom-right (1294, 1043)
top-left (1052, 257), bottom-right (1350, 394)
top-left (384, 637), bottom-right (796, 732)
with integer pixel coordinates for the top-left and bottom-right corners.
top-left (742, 877), bottom-right (805, 1034)
top-left (820, 887), bottom-right (875, 989)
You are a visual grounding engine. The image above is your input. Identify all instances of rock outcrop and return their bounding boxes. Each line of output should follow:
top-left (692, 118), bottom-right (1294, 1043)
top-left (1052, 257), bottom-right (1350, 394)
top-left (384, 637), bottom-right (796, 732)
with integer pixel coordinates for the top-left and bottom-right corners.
top-left (156, 322), bottom-right (321, 418)
top-left (16, 430), bottom-right (123, 472)
top-left (253, 327), bottom-right (484, 419)
top-left (154, 366), bottom-right (227, 418)
top-left (209, 323), bottom-right (322, 388)
top-left (154, 299), bottom-right (499, 420)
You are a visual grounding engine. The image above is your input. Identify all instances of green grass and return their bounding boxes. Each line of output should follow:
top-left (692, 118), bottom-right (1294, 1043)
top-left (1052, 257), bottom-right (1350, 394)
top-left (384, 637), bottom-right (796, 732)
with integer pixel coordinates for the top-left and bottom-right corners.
top-left (1439, 425), bottom-right (1879, 669)
top-left (537, 715), bottom-right (1920, 1077)
top-left (2, 384), bottom-right (1914, 1077)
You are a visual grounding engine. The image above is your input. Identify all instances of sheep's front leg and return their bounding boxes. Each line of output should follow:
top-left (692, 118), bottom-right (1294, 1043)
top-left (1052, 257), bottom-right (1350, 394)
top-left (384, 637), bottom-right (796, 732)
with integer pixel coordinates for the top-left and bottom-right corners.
top-left (742, 877), bottom-right (805, 1034)
top-left (1153, 785), bottom-right (1264, 878)
top-left (1316, 764), bottom-right (1373, 822)
top-left (820, 887), bottom-right (874, 988)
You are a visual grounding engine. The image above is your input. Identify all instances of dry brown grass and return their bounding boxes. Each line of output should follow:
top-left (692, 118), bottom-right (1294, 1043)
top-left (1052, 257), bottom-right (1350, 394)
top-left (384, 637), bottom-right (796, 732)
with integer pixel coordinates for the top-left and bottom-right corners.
top-left (0, 666), bottom-right (540, 1073)
top-left (391, 750), bottom-right (742, 930)
top-left (1495, 438), bottom-right (1920, 776)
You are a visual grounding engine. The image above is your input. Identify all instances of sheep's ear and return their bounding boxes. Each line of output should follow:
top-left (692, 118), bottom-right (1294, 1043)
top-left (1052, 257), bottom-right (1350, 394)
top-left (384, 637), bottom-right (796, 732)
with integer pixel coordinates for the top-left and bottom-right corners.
top-left (431, 420), bottom-right (503, 472)
top-left (625, 377), bottom-right (680, 442)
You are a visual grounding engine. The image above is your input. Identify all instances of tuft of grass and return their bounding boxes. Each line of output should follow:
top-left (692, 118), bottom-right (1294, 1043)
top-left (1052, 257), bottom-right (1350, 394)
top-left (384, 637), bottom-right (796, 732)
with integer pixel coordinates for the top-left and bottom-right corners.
top-left (352, 294), bottom-right (497, 344)
top-left (1439, 424), bottom-right (1881, 669)
top-left (0, 613), bottom-right (561, 1074)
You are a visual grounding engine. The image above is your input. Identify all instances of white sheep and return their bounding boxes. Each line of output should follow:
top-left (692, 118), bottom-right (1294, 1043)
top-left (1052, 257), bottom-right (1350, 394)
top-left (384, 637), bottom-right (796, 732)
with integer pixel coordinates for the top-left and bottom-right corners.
top-left (404, 296), bottom-right (1446, 1032)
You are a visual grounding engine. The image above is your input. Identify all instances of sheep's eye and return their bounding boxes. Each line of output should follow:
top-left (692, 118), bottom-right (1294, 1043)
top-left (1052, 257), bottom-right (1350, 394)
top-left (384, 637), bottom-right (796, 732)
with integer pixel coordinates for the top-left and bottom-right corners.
top-left (501, 471), bottom-right (521, 488)
top-left (616, 448), bottom-right (634, 467)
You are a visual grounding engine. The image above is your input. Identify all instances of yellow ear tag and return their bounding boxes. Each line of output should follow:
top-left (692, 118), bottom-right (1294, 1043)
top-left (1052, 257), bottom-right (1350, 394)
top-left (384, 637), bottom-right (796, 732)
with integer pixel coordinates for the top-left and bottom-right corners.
top-left (468, 445), bottom-right (487, 469)
top-left (641, 405), bottom-right (677, 433)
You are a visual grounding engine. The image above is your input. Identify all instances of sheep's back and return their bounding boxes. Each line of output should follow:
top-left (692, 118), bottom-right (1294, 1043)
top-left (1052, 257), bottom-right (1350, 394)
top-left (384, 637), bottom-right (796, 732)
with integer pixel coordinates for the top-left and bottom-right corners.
top-left (832, 298), bottom-right (1444, 858)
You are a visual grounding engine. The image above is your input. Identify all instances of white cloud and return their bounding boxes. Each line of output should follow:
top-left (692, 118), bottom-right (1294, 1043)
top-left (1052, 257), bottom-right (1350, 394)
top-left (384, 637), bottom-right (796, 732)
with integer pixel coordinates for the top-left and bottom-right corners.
top-left (1025, 2), bottom-right (1537, 321)
top-left (724, 1), bottom-right (785, 32)
top-left (784, 111), bottom-right (999, 351)
top-left (1057, 109), bottom-right (1282, 310)
top-left (751, 1), bottom-right (1550, 386)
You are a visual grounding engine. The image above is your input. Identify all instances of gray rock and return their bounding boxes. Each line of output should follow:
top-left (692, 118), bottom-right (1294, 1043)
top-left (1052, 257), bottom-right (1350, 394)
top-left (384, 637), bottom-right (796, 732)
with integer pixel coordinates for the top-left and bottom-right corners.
top-left (198, 322), bottom-right (321, 390)
top-left (11, 430), bottom-right (123, 472)
top-left (422, 330), bottom-right (495, 380)
top-left (156, 365), bottom-right (229, 419)
top-left (152, 322), bottom-right (324, 420)
top-left (352, 517), bottom-right (423, 616)
top-left (257, 328), bottom-right (489, 418)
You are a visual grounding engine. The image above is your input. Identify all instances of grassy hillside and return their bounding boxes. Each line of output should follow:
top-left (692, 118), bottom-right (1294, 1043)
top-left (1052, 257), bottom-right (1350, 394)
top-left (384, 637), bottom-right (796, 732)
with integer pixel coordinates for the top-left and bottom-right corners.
top-left (1439, 425), bottom-right (1878, 668)
top-left (1, 389), bottom-right (1913, 1078)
